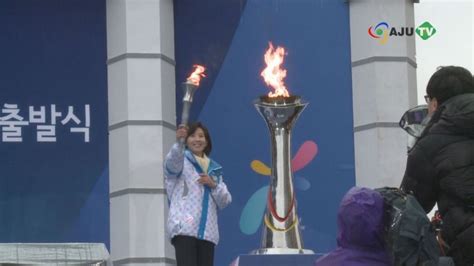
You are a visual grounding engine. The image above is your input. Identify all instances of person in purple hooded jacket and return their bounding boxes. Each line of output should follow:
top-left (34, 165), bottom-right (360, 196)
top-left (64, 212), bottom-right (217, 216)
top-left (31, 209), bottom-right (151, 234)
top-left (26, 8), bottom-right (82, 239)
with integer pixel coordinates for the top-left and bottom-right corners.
top-left (316, 187), bottom-right (390, 266)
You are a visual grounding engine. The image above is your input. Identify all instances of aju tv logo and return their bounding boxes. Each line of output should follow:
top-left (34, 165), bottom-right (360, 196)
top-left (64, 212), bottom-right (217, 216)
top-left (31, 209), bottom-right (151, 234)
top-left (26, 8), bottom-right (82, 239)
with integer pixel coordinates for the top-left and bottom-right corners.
top-left (368, 21), bottom-right (436, 44)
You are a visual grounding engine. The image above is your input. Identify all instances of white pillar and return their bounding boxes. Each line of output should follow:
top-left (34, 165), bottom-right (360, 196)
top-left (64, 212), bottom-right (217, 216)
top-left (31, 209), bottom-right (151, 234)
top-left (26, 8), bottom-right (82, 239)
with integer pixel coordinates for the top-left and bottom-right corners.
top-left (106, 0), bottom-right (176, 265)
top-left (349, 0), bottom-right (418, 188)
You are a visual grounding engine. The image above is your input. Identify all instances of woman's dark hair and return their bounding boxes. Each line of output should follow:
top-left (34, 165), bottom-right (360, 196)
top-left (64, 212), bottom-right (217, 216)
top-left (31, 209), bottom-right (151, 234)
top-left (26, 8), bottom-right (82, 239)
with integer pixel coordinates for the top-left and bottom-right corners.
top-left (426, 66), bottom-right (474, 104)
top-left (186, 122), bottom-right (212, 156)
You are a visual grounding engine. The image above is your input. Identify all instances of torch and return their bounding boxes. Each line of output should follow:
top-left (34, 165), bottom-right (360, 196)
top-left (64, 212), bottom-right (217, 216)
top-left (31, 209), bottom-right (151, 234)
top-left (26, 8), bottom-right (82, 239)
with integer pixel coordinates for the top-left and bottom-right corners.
top-left (253, 43), bottom-right (313, 255)
top-left (179, 65), bottom-right (206, 146)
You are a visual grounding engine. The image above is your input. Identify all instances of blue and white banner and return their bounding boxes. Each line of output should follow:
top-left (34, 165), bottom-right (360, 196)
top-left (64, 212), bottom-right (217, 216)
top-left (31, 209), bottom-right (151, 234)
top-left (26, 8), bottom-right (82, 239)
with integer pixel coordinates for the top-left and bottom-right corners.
top-left (0, 0), bottom-right (108, 246)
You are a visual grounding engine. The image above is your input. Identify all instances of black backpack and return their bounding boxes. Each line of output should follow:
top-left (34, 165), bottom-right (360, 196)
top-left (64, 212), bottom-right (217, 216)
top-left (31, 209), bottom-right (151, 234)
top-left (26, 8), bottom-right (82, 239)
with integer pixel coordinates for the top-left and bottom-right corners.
top-left (375, 187), bottom-right (440, 266)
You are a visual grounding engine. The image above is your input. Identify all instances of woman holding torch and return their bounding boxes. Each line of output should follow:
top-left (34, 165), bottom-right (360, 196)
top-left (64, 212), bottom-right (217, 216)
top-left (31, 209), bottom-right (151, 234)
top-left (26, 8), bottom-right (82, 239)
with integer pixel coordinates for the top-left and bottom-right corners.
top-left (163, 66), bottom-right (232, 266)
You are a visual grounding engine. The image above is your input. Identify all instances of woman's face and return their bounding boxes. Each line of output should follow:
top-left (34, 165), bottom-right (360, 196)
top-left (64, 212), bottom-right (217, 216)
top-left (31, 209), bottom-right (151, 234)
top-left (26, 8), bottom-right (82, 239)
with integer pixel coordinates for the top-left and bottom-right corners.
top-left (186, 127), bottom-right (207, 157)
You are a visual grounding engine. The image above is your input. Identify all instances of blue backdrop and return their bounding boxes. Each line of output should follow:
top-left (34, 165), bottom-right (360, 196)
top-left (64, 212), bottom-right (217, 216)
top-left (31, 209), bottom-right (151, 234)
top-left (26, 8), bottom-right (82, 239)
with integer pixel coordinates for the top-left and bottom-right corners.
top-left (0, 0), bottom-right (109, 246)
top-left (174, 0), bottom-right (355, 265)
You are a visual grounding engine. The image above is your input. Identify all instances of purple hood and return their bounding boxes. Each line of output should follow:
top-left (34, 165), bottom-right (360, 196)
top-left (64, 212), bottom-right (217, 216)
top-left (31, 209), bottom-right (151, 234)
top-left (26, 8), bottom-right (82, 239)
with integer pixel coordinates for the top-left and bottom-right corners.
top-left (316, 187), bottom-right (390, 266)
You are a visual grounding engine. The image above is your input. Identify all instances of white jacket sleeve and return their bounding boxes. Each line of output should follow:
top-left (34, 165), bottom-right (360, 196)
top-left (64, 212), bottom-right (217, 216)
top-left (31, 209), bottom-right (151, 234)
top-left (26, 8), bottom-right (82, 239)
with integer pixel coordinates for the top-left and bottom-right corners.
top-left (211, 180), bottom-right (232, 210)
top-left (164, 143), bottom-right (185, 177)
top-left (164, 143), bottom-right (185, 200)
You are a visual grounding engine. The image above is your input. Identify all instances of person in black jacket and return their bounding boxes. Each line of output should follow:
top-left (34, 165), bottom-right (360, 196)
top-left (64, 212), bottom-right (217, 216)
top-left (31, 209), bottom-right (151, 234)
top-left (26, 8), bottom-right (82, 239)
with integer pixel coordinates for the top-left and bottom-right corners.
top-left (401, 66), bottom-right (474, 266)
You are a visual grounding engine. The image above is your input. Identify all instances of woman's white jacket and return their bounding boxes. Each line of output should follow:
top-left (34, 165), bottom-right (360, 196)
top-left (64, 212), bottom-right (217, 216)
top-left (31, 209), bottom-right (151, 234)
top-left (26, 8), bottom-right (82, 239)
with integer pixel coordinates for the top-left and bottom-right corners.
top-left (164, 143), bottom-right (232, 245)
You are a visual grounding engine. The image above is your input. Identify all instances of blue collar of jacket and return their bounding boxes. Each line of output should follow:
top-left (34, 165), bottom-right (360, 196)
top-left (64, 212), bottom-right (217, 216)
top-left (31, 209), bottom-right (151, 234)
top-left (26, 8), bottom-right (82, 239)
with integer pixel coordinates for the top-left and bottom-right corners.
top-left (184, 149), bottom-right (222, 174)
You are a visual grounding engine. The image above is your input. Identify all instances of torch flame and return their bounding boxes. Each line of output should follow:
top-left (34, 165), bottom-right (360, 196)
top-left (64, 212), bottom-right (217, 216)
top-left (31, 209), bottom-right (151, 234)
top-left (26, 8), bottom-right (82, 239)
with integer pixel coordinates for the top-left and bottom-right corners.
top-left (260, 42), bottom-right (289, 98)
top-left (186, 64), bottom-right (207, 86)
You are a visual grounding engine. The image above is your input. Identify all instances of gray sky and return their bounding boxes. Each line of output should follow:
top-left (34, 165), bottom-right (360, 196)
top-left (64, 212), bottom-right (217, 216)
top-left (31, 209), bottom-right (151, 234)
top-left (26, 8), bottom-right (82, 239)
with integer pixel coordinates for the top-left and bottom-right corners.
top-left (415, 0), bottom-right (474, 104)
